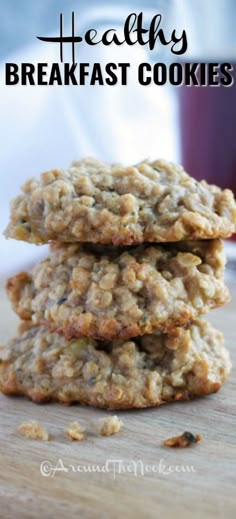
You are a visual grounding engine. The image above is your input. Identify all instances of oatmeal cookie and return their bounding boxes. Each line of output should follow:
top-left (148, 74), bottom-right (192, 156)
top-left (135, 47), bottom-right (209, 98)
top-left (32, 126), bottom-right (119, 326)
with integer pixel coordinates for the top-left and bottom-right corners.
top-left (6, 240), bottom-right (229, 340)
top-left (0, 320), bottom-right (231, 409)
top-left (4, 158), bottom-right (236, 245)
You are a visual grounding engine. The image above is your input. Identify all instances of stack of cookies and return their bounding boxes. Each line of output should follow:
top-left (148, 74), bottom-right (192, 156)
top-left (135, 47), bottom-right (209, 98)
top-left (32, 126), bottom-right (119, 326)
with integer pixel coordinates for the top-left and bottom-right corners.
top-left (1, 158), bottom-right (235, 409)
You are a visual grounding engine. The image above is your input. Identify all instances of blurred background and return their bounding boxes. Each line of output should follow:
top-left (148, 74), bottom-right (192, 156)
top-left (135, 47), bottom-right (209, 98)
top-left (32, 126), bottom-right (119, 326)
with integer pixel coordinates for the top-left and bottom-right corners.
top-left (0, 0), bottom-right (236, 275)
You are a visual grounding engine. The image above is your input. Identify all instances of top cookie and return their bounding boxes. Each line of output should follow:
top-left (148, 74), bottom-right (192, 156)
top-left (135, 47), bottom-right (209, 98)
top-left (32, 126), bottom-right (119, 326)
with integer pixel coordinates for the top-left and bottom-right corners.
top-left (5, 157), bottom-right (236, 245)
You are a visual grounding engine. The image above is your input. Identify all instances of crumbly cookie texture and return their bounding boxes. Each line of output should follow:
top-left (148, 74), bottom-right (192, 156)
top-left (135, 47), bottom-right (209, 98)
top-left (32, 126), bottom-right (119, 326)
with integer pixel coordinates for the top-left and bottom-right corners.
top-left (98, 416), bottom-right (123, 436)
top-left (0, 320), bottom-right (231, 410)
top-left (6, 240), bottom-right (229, 340)
top-left (4, 157), bottom-right (236, 245)
top-left (64, 421), bottom-right (85, 441)
top-left (163, 431), bottom-right (202, 448)
top-left (16, 420), bottom-right (49, 440)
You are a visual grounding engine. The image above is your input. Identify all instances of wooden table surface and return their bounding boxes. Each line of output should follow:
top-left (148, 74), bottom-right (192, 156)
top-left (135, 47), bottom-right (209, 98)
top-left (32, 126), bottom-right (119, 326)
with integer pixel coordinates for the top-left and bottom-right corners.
top-left (0, 276), bottom-right (235, 519)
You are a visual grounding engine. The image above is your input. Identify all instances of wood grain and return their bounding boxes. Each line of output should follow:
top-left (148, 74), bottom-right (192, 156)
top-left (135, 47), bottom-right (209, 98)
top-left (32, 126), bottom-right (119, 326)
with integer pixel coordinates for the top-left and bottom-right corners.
top-left (0, 278), bottom-right (236, 519)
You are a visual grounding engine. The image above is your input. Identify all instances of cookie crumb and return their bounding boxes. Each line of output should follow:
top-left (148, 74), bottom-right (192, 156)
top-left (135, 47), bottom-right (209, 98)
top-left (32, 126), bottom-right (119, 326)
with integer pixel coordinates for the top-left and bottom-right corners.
top-left (98, 416), bottom-right (123, 436)
top-left (163, 431), bottom-right (203, 448)
top-left (17, 420), bottom-right (49, 441)
top-left (65, 421), bottom-right (85, 441)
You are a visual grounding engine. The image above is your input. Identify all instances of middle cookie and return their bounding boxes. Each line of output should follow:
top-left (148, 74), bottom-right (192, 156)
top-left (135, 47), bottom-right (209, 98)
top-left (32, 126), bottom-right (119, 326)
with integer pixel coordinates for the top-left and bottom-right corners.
top-left (7, 240), bottom-right (229, 340)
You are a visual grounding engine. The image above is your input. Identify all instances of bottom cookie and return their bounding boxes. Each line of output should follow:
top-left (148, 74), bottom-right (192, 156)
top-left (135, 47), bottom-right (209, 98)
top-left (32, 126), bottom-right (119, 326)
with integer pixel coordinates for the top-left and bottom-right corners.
top-left (0, 320), bottom-right (231, 409)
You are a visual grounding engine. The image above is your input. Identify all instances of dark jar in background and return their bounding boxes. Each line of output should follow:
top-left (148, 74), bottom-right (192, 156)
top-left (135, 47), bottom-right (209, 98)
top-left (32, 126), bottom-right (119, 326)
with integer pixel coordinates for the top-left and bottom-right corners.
top-left (179, 63), bottom-right (236, 240)
top-left (179, 63), bottom-right (236, 194)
